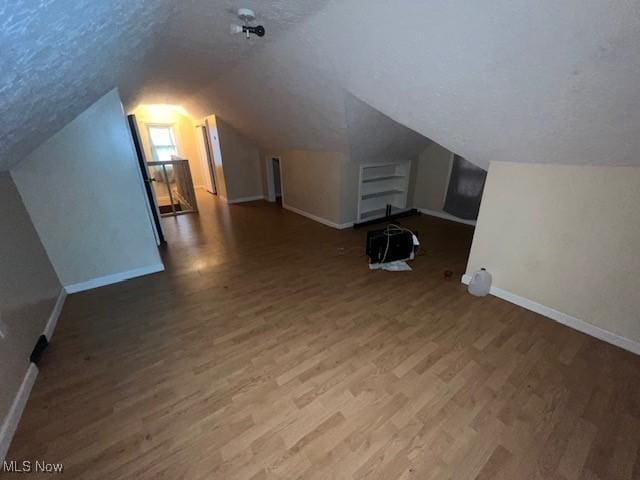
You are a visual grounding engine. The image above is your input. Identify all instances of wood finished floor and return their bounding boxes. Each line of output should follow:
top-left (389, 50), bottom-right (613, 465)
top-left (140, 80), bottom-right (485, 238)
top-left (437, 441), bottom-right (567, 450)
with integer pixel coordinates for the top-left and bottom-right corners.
top-left (6, 191), bottom-right (640, 479)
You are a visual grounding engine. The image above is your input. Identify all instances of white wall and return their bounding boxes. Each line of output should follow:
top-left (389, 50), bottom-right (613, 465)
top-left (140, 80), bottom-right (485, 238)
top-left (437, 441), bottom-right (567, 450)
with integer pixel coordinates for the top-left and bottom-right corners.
top-left (466, 161), bottom-right (640, 345)
top-left (0, 173), bottom-right (61, 452)
top-left (11, 89), bottom-right (163, 291)
top-left (216, 118), bottom-right (264, 202)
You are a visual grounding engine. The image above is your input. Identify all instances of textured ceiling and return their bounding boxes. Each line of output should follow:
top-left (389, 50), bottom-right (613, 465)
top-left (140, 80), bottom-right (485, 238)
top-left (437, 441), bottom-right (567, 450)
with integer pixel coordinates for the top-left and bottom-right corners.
top-left (0, 0), bottom-right (330, 170)
top-left (3, 0), bottom-right (640, 171)
top-left (184, 0), bottom-right (640, 169)
top-left (126, 0), bottom-right (332, 108)
top-left (0, 0), bottom-right (170, 170)
top-left (309, 0), bottom-right (640, 169)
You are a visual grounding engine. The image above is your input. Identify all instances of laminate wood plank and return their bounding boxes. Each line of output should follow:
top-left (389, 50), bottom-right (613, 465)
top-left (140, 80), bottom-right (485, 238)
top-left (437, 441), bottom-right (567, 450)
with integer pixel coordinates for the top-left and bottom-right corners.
top-left (5, 191), bottom-right (640, 479)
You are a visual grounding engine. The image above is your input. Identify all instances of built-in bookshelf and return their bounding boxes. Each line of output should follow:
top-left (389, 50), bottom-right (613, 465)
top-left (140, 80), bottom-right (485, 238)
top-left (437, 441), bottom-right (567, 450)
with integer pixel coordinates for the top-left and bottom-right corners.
top-left (356, 162), bottom-right (411, 223)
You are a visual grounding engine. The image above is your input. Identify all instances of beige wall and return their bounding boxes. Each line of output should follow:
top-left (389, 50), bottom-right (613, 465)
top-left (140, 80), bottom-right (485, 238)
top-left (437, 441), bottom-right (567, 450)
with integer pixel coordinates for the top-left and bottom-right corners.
top-left (466, 161), bottom-right (640, 343)
top-left (265, 142), bottom-right (456, 227)
top-left (0, 173), bottom-right (61, 429)
top-left (278, 150), bottom-right (346, 225)
top-left (132, 105), bottom-right (205, 187)
top-left (338, 141), bottom-right (455, 225)
top-left (12, 89), bottom-right (162, 288)
top-left (260, 152), bottom-right (270, 200)
top-left (272, 150), bottom-right (407, 226)
top-left (216, 119), bottom-right (263, 201)
top-left (411, 142), bottom-right (453, 212)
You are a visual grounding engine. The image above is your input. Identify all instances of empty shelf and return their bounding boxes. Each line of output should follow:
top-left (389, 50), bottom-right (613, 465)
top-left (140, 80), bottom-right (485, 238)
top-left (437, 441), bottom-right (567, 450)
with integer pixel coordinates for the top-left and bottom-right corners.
top-left (362, 174), bottom-right (406, 183)
top-left (361, 189), bottom-right (405, 200)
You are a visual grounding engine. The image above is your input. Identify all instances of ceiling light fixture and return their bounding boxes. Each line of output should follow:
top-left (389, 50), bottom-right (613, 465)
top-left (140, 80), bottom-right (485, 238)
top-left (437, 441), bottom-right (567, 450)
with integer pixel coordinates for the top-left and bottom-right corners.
top-left (230, 8), bottom-right (265, 39)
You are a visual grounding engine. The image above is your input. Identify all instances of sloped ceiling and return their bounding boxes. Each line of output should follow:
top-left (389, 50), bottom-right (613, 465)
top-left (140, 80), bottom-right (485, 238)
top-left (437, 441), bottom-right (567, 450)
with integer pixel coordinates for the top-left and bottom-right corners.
top-left (3, 0), bottom-right (640, 171)
top-left (0, 0), bottom-right (332, 170)
top-left (319, 0), bottom-right (640, 169)
top-left (0, 0), bottom-right (170, 170)
top-left (345, 94), bottom-right (432, 164)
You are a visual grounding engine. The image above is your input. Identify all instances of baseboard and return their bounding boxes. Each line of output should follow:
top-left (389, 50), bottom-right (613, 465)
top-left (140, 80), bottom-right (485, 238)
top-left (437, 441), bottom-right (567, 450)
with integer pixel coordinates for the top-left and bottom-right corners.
top-left (282, 203), bottom-right (354, 230)
top-left (0, 287), bottom-right (69, 461)
top-left (43, 289), bottom-right (67, 341)
top-left (64, 262), bottom-right (165, 294)
top-left (417, 208), bottom-right (476, 226)
top-left (227, 195), bottom-right (266, 204)
top-left (0, 364), bottom-right (38, 462)
top-left (461, 274), bottom-right (640, 355)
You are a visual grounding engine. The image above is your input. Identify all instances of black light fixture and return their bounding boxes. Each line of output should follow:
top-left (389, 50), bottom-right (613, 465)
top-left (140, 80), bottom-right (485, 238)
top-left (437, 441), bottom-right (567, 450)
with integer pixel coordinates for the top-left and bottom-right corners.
top-left (243, 25), bottom-right (266, 37)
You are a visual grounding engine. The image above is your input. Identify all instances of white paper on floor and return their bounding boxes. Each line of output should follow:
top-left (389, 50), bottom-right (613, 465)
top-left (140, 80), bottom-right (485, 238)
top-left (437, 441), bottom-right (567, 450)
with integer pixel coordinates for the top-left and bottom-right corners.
top-left (369, 260), bottom-right (412, 271)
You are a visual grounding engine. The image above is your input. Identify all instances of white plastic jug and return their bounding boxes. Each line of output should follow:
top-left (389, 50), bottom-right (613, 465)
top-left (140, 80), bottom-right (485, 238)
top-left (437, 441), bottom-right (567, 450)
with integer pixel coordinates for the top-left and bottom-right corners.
top-left (468, 268), bottom-right (492, 297)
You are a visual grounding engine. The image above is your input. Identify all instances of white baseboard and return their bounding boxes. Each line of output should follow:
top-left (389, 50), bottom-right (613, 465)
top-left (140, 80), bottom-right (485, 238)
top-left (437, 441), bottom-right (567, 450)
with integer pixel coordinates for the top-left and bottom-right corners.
top-left (227, 195), bottom-right (266, 204)
top-left (418, 208), bottom-right (476, 226)
top-left (64, 262), bottom-right (165, 294)
top-left (461, 274), bottom-right (640, 356)
top-left (0, 287), bottom-right (70, 461)
top-left (43, 289), bottom-right (67, 341)
top-left (282, 204), bottom-right (354, 230)
top-left (0, 364), bottom-right (38, 462)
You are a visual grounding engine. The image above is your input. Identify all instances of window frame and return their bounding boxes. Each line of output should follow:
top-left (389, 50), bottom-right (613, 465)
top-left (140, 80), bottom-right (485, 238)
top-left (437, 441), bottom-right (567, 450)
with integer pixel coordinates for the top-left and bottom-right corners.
top-left (146, 123), bottom-right (180, 162)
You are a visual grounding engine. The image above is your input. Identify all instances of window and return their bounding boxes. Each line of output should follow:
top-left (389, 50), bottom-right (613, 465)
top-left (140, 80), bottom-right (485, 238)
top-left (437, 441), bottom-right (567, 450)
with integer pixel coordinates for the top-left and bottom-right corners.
top-left (147, 125), bottom-right (178, 161)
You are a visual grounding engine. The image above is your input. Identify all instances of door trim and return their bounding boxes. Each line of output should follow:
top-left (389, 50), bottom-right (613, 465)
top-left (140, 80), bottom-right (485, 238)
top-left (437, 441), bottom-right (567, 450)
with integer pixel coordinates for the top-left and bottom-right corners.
top-left (199, 124), bottom-right (217, 194)
top-left (127, 114), bottom-right (165, 244)
top-left (265, 156), bottom-right (283, 203)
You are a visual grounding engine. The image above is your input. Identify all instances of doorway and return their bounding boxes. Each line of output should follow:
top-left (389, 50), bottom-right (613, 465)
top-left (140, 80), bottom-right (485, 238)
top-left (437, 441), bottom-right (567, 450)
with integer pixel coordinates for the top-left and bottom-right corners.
top-left (272, 157), bottom-right (282, 205)
top-left (197, 124), bottom-right (218, 195)
top-left (127, 114), bottom-right (165, 244)
top-left (266, 156), bottom-right (283, 204)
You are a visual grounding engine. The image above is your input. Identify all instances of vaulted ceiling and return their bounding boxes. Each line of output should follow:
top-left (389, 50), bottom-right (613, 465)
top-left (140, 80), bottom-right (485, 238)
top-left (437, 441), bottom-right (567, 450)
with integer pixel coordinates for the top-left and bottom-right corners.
top-left (3, 0), bottom-right (640, 171)
top-left (1, 0), bottom-right (331, 170)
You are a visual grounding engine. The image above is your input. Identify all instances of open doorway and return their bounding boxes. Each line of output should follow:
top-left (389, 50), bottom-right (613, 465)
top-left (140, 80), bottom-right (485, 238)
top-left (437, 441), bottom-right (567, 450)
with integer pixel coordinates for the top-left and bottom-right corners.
top-left (131, 105), bottom-right (202, 218)
top-left (127, 114), bottom-right (165, 245)
top-left (266, 156), bottom-right (283, 205)
top-left (272, 157), bottom-right (282, 205)
top-left (196, 124), bottom-right (217, 195)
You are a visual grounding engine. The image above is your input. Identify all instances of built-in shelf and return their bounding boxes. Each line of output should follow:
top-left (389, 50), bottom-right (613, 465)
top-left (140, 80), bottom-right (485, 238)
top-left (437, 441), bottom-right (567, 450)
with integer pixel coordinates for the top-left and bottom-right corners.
top-left (361, 206), bottom-right (408, 219)
top-left (361, 189), bottom-right (405, 200)
top-left (357, 163), bottom-right (411, 223)
top-left (360, 208), bottom-right (386, 219)
top-left (362, 174), bottom-right (406, 183)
